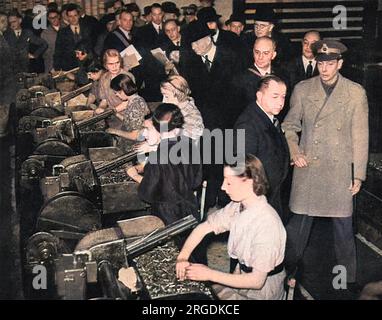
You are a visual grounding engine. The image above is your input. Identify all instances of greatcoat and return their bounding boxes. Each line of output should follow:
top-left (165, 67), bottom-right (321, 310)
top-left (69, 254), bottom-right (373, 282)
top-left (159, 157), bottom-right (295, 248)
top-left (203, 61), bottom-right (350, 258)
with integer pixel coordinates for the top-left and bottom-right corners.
top-left (281, 74), bottom-right (369, 217)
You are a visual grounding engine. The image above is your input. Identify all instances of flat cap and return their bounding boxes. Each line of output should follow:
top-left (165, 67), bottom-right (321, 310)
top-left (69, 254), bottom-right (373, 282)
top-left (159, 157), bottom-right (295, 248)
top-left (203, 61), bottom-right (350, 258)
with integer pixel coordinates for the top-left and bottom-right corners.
top-left (311, 40), bottom-right (348, 61)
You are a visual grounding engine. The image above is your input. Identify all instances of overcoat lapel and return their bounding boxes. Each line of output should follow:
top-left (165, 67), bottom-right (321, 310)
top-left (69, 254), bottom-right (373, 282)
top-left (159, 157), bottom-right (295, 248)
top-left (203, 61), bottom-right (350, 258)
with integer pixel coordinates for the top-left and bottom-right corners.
top-left (315, 75), bottom-right (350, 122)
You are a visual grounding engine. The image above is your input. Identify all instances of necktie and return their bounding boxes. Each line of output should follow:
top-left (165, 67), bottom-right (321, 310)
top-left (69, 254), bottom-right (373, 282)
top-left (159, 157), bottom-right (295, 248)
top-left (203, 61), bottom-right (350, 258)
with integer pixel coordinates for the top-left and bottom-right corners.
top-left (176, 41), bottom-right (180, 47)
top-left (273, 117), bottom-right (281, 132)
top-left (16, 30), bottom-right (20, 38)
top-left (306, 61), bottom-right (313, 78)
top-left (158, 25), bottom-right (162, 34)
top-left (73, 26), bottom-right (80, 43)
top-left (203, 55), bottom-right (211, 72)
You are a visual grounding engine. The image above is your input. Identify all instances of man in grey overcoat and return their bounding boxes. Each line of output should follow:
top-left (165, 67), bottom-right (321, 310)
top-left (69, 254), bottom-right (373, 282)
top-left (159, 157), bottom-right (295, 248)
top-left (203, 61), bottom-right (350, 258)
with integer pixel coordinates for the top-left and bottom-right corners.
top-left (281, 40), bottom-right (369, 291)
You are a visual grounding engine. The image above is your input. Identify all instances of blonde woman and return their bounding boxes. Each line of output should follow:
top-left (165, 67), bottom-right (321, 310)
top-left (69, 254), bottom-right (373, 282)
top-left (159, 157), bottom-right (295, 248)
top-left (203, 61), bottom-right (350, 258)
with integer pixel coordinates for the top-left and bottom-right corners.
top-left (160, 75), bottom-right (204, 140)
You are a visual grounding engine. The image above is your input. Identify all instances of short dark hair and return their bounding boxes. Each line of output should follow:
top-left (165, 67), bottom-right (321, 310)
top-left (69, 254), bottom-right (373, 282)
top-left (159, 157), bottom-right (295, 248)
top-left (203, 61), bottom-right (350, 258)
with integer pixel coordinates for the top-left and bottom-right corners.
top-left (125, 3), bottom-right (140, 13)
top-left (143, 6), bottom-right (152, 16)
top-left (257, 75), bottom-right (286, 92)
top-left (66, 3), bottom-right (80, 14)
top-left (226, 154), bottom-right (269, 196)
top-left (47, 8), bottom-right (60, 16)
top-left (119, 8), bottom-right (134, 18)
top-left (110, 73), bottom-right (137, 96)
top-left (74, 40), bottom-right (91, 54)
top-left (8, 10), bottom-right (22, 19)
top-left (152, 103), bottom-right (184, 132)
top-left (47, 2), bottom-right (58, 11)
top-left (163, 18), bottom-right (179, 29)
top-left (86, 60), bottom-right (103, 73)
top-left (151, 3), bottom-right (162, 13)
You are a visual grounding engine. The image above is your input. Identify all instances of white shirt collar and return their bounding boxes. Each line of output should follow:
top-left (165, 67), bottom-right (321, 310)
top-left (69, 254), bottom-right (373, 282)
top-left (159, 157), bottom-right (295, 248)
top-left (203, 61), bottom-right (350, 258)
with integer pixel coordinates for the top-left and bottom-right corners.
top-left (212, 29), bottom-right (219, 43)
top-left (254, 63), bottom-right (271, 76)
top-left (172, 36), bottom-right (181, 46)
top-left (70, 25), bottom-right (80, 33)
top-left (256, 101), bottom-right (274, 122)
top-left (119, 26), bottom-right (130, 39)
top-left (302, 55), bottom-right (316, 71)
top-left (152, 22), bottom-right (162, 33)
top-left (202, 43), bottom-right (216, 63)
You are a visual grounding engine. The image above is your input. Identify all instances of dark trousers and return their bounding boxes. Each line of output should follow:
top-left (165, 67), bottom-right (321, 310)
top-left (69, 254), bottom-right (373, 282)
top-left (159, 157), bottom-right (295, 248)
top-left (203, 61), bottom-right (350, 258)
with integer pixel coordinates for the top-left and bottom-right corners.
top-left (285, 213), bottom-right (357, 283)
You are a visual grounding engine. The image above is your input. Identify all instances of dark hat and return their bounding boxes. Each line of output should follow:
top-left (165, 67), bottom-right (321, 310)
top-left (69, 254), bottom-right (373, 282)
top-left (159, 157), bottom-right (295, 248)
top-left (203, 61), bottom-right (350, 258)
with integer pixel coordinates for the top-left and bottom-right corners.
top-left (197, 7), bottom-right (221, 23)
top-left (225, 13), bottom-right (246, 26)
top-left (143, 5), bottom-right (152, 16)
top-left (252, 5), bottom-right (277, 24)
top-left (99, 13), bottom-right (116, 26)
top-left (187, 20), bottom-right (212, 43)
top-left (181, 4), bottom-right (197, 15)
top-left (125, 3), bottom-right (140, 13)
top-left (74, 40), bottom-right (92, 54)
top-left (162, 2), bottom-right (180, 15)
top-left (311, 40), bottom-right (348, 61)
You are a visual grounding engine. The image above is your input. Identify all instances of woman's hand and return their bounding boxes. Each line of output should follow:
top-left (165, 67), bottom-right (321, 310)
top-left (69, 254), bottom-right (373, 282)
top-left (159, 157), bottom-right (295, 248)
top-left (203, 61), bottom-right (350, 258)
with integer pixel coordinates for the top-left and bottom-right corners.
top-left (106, 128), bottom-right (118, 135)
top-left (134, 141), bottom-right (157, 154)
top-left (185, 264), bottom-right (212, 282)
top-left (95, 107), bottom-right (105, 115)
top-left (164, 61), bottom-right (175, 75)
top-left (126, 166), bottom-right (140, 179)
top-left (176, 259), bottom-right (191, 281)
top-left (115, 101), bottom-right (129, 113)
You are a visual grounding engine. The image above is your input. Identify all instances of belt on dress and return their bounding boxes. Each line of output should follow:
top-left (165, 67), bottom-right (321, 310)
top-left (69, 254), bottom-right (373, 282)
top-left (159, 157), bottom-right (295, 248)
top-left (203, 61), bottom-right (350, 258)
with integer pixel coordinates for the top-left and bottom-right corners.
top-left (230, 258), bottom-right (284, 276)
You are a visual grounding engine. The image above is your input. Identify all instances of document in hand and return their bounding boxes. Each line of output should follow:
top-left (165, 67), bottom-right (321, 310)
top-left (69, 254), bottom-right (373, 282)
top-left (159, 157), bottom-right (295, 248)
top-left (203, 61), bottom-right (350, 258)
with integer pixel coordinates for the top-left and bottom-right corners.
top-left (151, 48), bottom-right (179, 75)
top-left (121, 45), bottom-right (142, 70)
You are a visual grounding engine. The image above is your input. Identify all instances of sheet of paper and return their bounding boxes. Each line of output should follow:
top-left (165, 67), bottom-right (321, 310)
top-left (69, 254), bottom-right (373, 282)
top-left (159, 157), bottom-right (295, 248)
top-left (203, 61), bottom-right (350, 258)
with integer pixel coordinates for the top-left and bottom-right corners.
top-left (120, 44), bottom-right (142, 61)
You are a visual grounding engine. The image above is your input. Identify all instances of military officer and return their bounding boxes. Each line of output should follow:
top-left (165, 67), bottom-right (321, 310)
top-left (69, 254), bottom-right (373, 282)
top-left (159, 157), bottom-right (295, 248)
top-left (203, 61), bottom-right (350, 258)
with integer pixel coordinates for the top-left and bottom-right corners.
top-left (281, 40), bottom-right (369, 292)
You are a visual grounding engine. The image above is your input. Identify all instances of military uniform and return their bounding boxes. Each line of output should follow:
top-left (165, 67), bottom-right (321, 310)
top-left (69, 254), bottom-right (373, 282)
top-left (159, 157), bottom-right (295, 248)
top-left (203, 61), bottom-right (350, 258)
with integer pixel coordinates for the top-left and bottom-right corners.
top-left (282, 40), bottom-right (369, 284)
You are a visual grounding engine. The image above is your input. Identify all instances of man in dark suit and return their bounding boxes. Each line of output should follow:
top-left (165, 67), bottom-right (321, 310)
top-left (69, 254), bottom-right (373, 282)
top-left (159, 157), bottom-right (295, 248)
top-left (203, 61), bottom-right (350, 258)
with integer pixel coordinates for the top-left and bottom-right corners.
top-left (180, 21), bottom-right (242, 211)
top-left (180, 21), bottom-right (242, 129)
top-left (135, 3), bottom-right (166, 50)
top-left (287, 30), bottom-right (320, 89)
top-left (0, 11), bottom-right (15, 106)
top-left (54, 3), bottom-right (92, 71)
top-left (234, 75), bottom-right (290, 223)
top-left (196, 7), bottom-right (247, 69)
top-left (4, 10), bottom-right (47, 74)
top-left (79, 4), bottom-right (101, 47)
top-left (244, 5), bottom-right (295, 68)
top-left (161, 19), bottom-right (187, 73)
top-left (104, 9), bottom-right (136, 53)
top-left (232, 36), bottom-right (288, 122)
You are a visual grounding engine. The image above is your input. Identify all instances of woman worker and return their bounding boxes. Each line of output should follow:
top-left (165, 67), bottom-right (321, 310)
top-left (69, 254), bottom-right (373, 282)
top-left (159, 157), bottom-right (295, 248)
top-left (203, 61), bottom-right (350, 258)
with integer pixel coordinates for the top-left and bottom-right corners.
top-left (106, 73), bottom-right (150, 147)
top-left (176, 155), bottom-right (287, 300)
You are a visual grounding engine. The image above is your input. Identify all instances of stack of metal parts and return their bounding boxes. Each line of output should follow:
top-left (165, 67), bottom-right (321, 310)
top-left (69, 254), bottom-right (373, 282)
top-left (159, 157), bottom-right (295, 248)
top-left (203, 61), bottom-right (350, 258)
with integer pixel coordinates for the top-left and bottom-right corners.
top-left (98, 167), bottom-right (132, 185)
top-left (134, 241), bottom-right (213, 299)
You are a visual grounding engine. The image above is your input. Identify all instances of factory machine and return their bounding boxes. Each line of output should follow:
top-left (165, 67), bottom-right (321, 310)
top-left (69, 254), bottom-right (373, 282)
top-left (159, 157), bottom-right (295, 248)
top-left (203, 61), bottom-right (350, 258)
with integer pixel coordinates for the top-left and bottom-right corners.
top-left (24, 215), bottom-right (214, 300)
